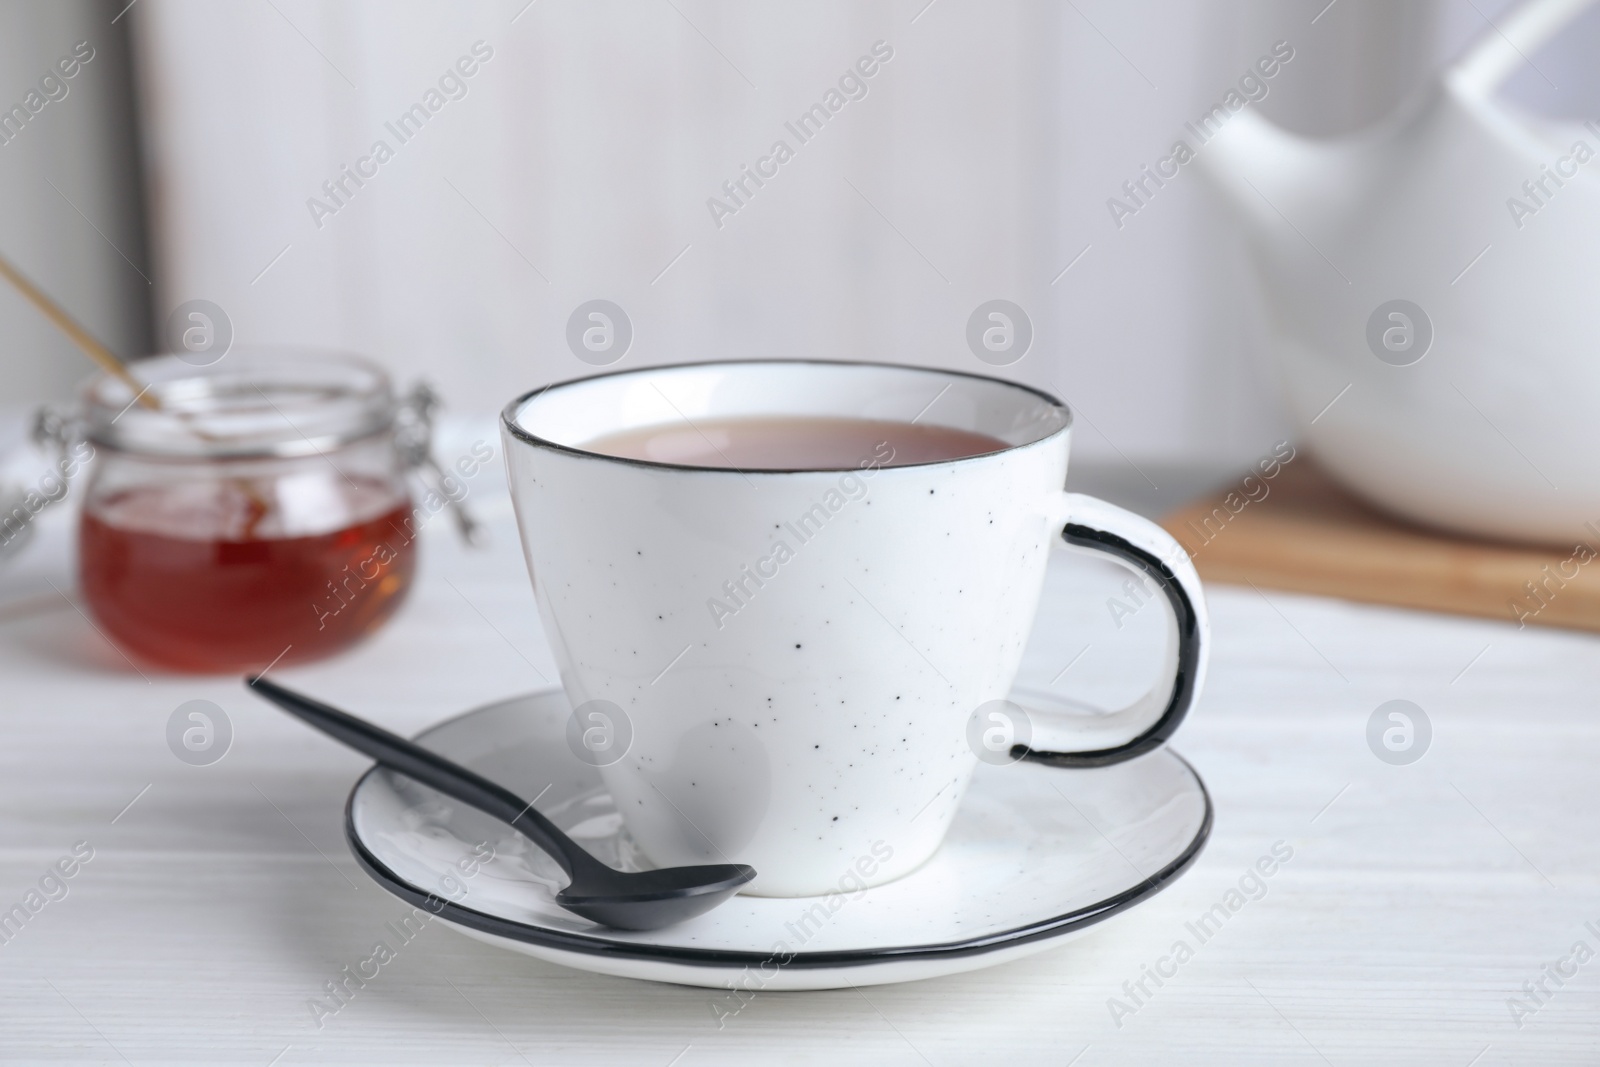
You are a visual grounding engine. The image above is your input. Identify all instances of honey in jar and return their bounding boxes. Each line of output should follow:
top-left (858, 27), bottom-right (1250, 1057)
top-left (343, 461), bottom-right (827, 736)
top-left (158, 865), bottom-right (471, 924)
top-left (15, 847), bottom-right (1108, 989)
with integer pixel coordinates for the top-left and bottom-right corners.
top-left (72, 351), bottom-right (432, 673)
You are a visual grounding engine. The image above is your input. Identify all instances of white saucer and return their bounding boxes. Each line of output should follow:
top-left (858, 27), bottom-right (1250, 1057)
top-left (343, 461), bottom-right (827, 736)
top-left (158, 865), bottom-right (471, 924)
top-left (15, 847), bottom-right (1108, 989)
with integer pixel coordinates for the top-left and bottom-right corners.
top-left (346, 690), bottom-right (1211, 990)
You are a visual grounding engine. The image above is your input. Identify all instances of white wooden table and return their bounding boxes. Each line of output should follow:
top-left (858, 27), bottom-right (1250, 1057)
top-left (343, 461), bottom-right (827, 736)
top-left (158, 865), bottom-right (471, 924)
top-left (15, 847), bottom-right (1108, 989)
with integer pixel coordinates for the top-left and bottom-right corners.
top-left (2, 421), bottom-right (1596, 1065)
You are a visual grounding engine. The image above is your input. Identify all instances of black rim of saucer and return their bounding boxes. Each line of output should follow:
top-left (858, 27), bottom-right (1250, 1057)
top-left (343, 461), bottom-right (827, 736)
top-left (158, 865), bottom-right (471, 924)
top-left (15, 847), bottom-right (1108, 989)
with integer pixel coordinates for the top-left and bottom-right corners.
top-left (342, 697), bottom-right (1213, 972)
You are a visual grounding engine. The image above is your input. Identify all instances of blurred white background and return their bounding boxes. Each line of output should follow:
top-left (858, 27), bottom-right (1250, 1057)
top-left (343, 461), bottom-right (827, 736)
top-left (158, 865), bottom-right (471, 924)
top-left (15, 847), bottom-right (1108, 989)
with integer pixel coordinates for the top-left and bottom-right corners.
top-left (0, 0), bottom-right (1589, 467)
top-left (0, 0), bottom-right (148, 417)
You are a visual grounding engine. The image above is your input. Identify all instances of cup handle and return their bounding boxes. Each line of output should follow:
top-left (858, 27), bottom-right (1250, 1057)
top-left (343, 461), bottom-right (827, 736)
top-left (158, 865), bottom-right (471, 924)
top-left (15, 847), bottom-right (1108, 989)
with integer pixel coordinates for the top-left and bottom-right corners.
top-left (1016, 492), bottom-right (1210, 768)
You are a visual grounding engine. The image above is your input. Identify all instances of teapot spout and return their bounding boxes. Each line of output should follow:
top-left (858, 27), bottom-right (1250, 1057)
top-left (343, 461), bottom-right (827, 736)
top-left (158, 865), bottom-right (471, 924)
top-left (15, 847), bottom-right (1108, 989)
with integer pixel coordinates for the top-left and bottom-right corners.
top-left (1192, 107), bottom-right (1356, 243)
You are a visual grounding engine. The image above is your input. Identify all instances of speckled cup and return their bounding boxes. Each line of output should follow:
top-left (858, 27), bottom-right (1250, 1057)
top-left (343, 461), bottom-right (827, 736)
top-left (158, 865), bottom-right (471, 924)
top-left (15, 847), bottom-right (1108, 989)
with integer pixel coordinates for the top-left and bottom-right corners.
top-left (502, 361), bottom-right (1208, 897)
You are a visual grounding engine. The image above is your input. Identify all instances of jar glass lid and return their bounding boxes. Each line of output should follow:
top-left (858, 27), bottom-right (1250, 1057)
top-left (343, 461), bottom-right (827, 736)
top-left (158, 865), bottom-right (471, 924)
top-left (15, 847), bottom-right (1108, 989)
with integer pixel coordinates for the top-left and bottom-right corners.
top-left (83, 350), bottom-right (396, 459)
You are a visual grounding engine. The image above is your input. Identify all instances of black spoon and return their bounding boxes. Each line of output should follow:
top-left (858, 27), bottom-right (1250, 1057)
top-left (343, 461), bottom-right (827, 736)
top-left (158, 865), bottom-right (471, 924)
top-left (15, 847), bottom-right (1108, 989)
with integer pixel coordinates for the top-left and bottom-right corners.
top-left (245, 676), bottom-right (755, 930)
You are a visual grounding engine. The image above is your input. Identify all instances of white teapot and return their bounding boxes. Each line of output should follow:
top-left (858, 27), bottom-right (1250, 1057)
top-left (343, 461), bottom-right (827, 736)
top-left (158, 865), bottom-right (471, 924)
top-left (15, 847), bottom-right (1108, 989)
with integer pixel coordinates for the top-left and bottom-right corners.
top-left (1196, 0), bottom-right (1599, 546)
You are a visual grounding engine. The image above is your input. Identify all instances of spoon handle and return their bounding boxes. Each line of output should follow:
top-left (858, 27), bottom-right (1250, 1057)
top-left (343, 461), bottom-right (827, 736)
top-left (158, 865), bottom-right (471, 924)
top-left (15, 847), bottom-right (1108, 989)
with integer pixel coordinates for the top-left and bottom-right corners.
top-left (245, 676), bottom-right (591, 879)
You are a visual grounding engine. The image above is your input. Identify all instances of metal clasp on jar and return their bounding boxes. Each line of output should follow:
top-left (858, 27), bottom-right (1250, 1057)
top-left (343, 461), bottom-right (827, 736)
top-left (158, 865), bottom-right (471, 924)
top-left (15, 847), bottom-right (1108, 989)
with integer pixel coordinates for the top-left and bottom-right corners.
top-left (394, 382), bottom-right (484, 546)
top-left (0, 407), bottom-right (93, 561)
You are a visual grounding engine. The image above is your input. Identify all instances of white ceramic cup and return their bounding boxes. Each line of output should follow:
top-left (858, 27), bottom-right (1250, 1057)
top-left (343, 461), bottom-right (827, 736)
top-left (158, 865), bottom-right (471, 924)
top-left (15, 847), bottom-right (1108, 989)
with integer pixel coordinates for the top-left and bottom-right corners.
top-left (502, 361), bottom-right (1209, 897)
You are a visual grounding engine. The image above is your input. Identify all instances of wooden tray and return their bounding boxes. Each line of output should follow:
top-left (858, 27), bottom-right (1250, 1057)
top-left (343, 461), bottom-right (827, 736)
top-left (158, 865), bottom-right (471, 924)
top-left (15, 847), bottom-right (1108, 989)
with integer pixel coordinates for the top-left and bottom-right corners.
top-left (1159, 458), bottom-right (1600, 633)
